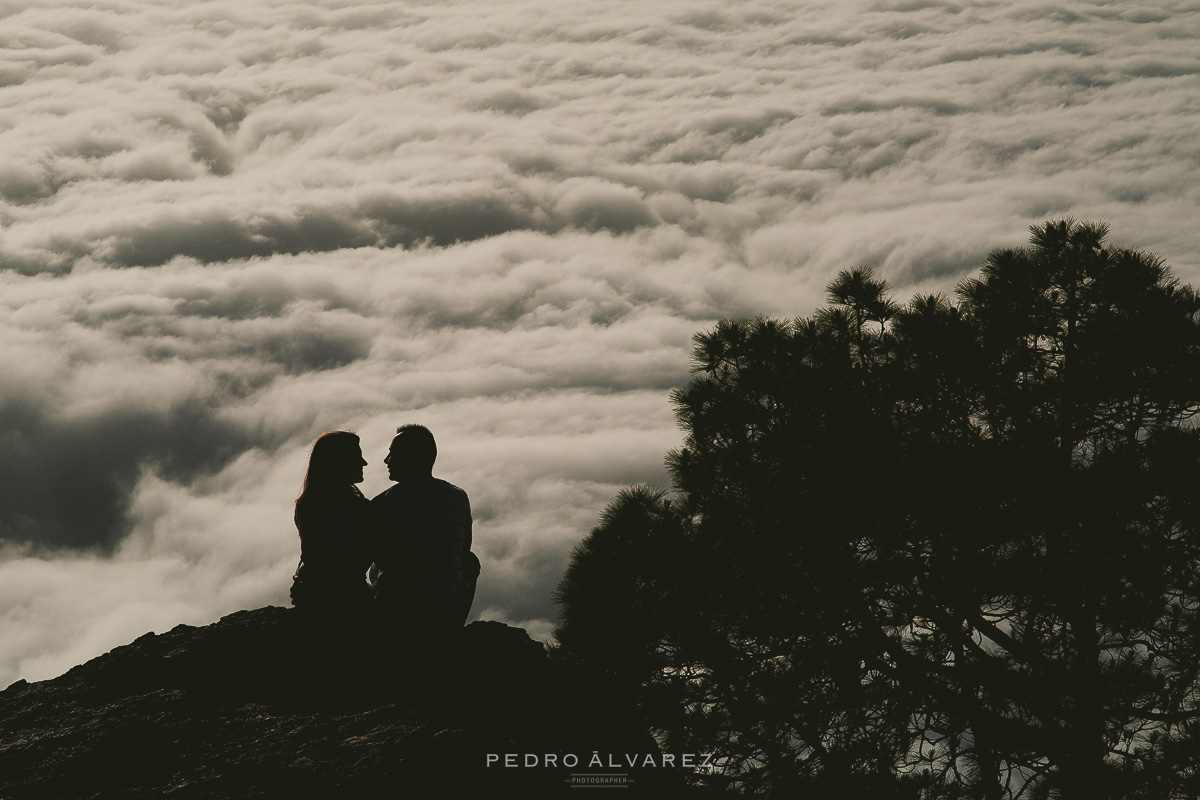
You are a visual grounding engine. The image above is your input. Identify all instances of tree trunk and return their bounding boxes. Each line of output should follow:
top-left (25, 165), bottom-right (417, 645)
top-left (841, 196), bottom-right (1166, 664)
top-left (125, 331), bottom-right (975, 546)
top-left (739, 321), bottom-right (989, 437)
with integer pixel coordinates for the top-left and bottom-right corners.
top-left (1056, 607), bottom-right (1107, 800)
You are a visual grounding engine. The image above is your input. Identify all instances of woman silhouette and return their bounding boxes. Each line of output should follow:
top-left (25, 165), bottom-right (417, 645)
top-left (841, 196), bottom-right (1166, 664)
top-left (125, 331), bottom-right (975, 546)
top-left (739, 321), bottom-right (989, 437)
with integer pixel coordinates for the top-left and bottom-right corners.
top-left (289, 431), bottom-right (375, 612)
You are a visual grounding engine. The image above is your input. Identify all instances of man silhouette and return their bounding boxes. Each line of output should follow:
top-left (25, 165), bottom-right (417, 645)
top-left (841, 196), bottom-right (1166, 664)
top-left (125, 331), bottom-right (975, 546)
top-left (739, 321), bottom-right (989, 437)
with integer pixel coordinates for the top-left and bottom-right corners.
top-left (372, 425), bottom-right (478, 630)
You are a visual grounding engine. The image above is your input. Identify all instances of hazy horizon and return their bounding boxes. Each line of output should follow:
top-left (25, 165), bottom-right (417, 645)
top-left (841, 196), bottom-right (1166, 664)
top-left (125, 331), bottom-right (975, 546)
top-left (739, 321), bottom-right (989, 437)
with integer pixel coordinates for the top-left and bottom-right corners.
top-left (3, 0), bottom-right (1199, 686)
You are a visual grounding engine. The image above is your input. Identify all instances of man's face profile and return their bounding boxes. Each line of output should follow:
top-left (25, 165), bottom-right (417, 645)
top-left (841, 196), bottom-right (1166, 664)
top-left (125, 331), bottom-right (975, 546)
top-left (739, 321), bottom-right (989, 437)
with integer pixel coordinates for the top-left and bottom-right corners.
top-left (384, 434), bottom-right (405, 481)
top-left (384, 426), bottom-right (436, 481)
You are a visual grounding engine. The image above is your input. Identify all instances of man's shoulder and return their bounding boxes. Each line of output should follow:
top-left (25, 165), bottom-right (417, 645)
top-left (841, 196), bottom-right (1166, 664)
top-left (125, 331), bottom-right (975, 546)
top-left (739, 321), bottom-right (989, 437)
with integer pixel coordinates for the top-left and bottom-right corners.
top-left (428, 479), bottom-right (471, 512)
top-left (373, 478), bottom-right (469, 503)
top-left (430, 477), bottom-right (468, 499)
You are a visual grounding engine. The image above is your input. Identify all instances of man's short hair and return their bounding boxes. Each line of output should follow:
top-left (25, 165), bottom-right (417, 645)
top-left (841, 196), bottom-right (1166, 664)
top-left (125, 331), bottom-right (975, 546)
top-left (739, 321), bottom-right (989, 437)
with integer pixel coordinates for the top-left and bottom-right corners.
top-left (395, 424), bottom-right (437, 468)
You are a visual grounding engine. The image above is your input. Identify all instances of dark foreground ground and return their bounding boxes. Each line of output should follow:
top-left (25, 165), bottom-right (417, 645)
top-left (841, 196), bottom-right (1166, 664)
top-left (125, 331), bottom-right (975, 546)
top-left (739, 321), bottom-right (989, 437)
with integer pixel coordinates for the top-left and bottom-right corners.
top-left (0, 607), bottom-right (694, 799)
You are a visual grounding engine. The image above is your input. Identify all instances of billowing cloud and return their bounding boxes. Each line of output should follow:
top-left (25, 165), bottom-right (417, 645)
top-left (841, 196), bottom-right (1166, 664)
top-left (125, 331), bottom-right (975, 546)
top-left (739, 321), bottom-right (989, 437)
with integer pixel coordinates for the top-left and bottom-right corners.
top-left (2, 0), bottom-right (1199, 685)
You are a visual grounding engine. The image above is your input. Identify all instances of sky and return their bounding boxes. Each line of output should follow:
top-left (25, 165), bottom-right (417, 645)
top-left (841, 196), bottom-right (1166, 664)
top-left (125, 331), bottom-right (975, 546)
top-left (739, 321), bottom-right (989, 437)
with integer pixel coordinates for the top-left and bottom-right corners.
top-left (2, 0), bottom-right (1199, 686)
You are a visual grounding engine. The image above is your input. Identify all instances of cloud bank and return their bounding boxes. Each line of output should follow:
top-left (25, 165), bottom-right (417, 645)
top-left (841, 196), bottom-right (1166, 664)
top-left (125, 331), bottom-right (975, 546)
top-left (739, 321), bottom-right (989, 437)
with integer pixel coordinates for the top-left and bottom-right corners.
top-left (2, 0), bottom-right (1199, 684)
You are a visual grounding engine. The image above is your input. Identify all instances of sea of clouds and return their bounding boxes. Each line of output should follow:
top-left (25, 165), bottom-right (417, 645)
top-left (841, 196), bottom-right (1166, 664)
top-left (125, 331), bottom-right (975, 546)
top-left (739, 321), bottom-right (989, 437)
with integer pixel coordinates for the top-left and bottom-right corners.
top-left (2, 0), bottom-right (1198, 685)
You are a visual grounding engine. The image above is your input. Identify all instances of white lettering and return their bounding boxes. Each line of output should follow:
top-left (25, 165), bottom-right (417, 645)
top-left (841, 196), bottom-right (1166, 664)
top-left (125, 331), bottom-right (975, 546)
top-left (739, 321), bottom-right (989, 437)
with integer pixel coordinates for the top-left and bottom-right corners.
top-left (564, 754), bottom-right (579, 768)
top-left (589, 752), bottom-right (603, 768)
top-left (505, 754), bottom-right (517, 768)
top-left (486, 754), bottom-right (498, 767)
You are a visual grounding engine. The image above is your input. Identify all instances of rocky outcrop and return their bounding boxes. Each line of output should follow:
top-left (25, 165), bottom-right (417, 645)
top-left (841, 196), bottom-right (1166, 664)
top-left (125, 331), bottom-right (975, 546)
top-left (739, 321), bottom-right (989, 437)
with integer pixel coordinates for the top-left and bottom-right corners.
top-left (0, 607), bottom-right (690, 798)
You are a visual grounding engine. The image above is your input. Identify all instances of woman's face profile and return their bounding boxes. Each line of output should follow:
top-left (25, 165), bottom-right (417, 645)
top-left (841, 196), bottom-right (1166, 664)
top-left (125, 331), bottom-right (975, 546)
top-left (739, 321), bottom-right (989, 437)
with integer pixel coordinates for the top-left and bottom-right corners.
top-left (348, 444), bottom-right (367, 484)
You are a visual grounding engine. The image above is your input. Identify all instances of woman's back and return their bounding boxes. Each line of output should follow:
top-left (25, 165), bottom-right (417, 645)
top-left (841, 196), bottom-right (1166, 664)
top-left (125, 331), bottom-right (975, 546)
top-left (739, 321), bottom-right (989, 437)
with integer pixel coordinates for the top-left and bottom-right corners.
top-left (290, 431), bottom-right (374, 612)
top-left (292, 486), bottom-right (374, 609)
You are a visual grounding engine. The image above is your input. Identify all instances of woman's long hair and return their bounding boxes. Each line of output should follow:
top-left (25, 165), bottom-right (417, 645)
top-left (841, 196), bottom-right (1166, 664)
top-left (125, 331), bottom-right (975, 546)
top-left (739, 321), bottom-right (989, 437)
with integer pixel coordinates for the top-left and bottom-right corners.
top-left (297, 430), bottom-right (361, 509)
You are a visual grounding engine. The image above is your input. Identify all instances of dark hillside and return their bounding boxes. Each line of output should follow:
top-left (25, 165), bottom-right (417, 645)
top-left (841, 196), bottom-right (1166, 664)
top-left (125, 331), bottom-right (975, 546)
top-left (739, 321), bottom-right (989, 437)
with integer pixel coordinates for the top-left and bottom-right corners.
top-left (0, 607), bottom-right (690, 798)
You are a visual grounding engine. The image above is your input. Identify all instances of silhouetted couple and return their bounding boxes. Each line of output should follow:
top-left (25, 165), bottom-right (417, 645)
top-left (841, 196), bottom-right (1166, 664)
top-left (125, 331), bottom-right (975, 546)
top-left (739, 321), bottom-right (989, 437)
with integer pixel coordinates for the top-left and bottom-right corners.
top-left (289, 425), bottom-right (480, 634)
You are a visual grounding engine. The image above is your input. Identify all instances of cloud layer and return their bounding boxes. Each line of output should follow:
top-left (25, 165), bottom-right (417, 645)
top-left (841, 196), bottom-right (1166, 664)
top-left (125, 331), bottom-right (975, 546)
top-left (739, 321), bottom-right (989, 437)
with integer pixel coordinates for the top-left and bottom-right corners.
top-left (2, 0), bottom-right (1199, 684)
